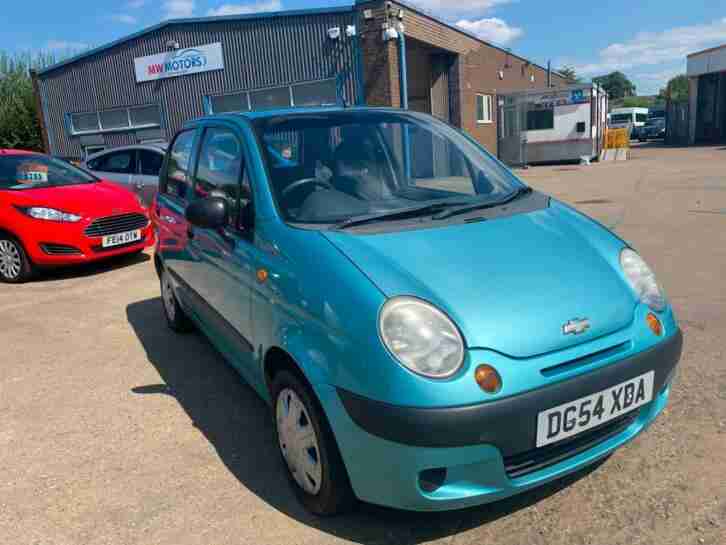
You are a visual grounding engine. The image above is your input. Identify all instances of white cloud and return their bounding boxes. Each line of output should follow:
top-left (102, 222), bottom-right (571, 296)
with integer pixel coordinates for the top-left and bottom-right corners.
top-left (163, 0), bottom-right (195, 19)
top-left (110, 14), bottom-right (138, 24)
top-left (456, 17), bottom-right (523, 45)
top-left (127, 0), bottom-right (145, 7)
top-left (410, 0), bottom-right (512, 15)
top-left (46, 40), bottom-right (89, 51)
top-left (575, 17), bottom-right (726, 76)
top-left (206, 0), bottom-right (282, 17)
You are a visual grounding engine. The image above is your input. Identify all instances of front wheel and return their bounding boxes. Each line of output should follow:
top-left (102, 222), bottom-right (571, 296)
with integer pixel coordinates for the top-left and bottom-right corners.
top-left (272, 371), bottom-right (355, 515)
top-left (160, 268), bottom-right (193, 332)
top-left (0, 237), bottom-right (33, 283)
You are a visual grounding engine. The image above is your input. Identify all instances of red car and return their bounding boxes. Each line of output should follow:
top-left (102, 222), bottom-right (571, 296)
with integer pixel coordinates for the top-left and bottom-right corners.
top-left (0, 149), bottom-right (154, 282)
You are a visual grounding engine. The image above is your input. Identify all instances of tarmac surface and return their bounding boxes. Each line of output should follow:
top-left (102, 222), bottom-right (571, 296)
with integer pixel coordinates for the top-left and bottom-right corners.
top-left (2, 143), bottom-right (725, 545)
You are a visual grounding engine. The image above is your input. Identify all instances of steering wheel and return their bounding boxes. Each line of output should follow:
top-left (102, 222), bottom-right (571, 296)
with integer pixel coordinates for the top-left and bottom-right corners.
top-left (281, 177), bottom-right (334, 197)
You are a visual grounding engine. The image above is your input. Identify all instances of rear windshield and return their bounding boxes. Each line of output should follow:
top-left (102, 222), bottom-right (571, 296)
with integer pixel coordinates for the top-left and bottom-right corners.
top-left (0, 154), bottom-right (96, 190)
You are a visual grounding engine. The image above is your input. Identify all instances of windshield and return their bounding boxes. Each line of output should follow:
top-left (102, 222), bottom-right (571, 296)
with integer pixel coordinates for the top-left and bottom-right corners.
top-left (0, 154), bottom-right (96, 190)
top-left (254, 111), bottom-right (526, 226)
top-left (609, 114), bottom-right (632, 124)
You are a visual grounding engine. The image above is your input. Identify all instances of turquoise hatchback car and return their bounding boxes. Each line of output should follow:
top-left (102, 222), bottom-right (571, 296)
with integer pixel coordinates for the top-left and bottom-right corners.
top-left (153, 107), bottom-right (682, 514)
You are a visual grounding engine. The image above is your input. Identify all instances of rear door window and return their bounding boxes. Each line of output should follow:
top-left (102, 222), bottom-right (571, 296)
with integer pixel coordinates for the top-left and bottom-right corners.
top-left (164, 130), bottom-right (196, 201)
top-left (138, 149), bottom-right (164, 176)
top-left (95, 150), bottom-right (136, 173)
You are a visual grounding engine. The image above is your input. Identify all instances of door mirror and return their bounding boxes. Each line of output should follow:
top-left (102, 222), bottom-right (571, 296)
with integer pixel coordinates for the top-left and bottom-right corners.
top-left (186, 197), bottom-right (228, 229)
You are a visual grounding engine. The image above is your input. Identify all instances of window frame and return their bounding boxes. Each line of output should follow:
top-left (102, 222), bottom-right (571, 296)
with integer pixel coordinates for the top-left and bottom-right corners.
top-left (476, 94), bottom-right (493, 125)
top-left (161, 128), bottom-right (199, 203)
top-left (526, 108), bottom-right (555, 131)
top-left (206, 77), bottom-right (339, 114)
top-left (192, 125), bottom-right (251, 233)
top-left (68, 104), bottom-right (162, 136)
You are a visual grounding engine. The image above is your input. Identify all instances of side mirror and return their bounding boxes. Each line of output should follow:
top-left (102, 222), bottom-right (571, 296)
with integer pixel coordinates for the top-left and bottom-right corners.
top-left (186, 197), bottom-right (228, 229)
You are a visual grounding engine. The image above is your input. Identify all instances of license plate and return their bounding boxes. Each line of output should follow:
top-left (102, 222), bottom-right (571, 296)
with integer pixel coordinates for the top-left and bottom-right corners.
top-left (536, 371), bottom-right (654, 448)
top-left (102, 229), bottom-right (142, 248)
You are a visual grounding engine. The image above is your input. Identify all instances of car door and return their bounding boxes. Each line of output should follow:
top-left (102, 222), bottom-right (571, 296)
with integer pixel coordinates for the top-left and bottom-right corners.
top-left (86, 149), bottom-right (137, 191)
top-left (156, 128), bottom-right (200, 309)
top-left (134, 148), bottom-right (165, 205)
top-left (185, 124), bottom-right (257, 379)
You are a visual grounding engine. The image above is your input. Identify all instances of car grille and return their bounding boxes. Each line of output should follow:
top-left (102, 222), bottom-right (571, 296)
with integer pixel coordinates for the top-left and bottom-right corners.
top-left (84, 213), bottom-right (148, 237)
top-left (40, 243), bottom-right (82, 255)
top-left (503, 411), bottom-right (639, 479)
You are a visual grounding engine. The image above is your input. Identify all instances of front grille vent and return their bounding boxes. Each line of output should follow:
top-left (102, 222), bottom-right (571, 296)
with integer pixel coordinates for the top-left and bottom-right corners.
top-left (85, 213), bottom-right (148, 237)
top-left (40, 243), bottom-right (82, 255)
top-left (504, 411), bottom-right (638, 479)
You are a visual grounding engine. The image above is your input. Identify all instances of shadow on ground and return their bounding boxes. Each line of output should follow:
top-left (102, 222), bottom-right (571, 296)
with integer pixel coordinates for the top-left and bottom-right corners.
top-left (126, 297), bottom-right (607, 544)
top-left (35, 251), bottom-right (150, 282)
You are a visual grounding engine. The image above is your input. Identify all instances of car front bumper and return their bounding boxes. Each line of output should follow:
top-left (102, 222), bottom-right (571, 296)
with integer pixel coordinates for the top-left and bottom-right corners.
top-left (320, 329), bottom-right (682, 511)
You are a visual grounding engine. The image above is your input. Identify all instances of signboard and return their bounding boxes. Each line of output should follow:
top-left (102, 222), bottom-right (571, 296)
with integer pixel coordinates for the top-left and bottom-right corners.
top-left (134, 42), bottom-right (224, 83)
top-left (531, 89), bottom-right (590, 110)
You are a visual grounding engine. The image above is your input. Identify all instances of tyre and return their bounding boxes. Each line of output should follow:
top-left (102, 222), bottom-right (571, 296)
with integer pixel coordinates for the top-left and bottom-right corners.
top-left (0, 236), bottom-right (34, 283)
top-left (160, 267), bottom-right (193, 332)
top-left (272, 370), bottom-right (355, 515)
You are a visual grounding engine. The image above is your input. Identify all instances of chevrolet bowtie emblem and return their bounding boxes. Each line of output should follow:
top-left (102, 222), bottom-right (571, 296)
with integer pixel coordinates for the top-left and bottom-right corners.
top-left (563, 318), bottom-right (591, 335)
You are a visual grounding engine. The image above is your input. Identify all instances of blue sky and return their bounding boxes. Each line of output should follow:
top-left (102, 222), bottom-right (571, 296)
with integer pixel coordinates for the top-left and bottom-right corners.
top-left (4, 0), bottom-right (726, 95)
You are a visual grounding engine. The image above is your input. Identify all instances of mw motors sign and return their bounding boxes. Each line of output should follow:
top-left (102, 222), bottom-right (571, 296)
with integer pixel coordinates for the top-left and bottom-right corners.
top-left (134, 42), bottom-right (224, 83)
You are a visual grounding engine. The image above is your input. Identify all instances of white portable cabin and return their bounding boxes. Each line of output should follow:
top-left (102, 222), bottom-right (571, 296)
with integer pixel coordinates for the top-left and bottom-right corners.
top-left (497, 84), bottom-right (608, 165)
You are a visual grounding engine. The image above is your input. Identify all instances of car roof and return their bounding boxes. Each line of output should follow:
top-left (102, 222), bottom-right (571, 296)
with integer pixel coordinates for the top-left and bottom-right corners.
top-left (0, 149), bottom-right (42, 156)
top-left (185, 106), bottom-right (409, 127)
top-left (84, 143), bottom-right (167, 162)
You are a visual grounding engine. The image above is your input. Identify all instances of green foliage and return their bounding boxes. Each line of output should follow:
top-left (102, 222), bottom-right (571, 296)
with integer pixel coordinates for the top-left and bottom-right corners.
top-left (658, 74), bottom-right (688, 102)
top-left (593, 71), bottom-right (636, 99)
top-left (619, 96), bottom-right (657, 108)
top-left (557, 65), bottom-right (580, 84)
top-left (0, 51), bottom-right (61, 152)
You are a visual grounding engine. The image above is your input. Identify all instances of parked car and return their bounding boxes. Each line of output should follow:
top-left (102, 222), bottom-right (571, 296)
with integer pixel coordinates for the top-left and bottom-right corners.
top-left (0, 149), bottom-right (154, 282)
top-left (83, 143), bottom-right (167, 206)
top-left (153, 107), bottom-right (682, 515)
top-left (638, 118), bottom-right (666, 141)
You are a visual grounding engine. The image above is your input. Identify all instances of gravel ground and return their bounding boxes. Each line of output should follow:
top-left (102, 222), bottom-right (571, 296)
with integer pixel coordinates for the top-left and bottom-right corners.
top-left (1, 143), bottom-right (725, 545)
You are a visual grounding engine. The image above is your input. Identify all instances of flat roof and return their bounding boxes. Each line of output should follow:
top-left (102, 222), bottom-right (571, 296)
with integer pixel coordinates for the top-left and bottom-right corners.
top-left (687, 43), bottom-right (726, 58)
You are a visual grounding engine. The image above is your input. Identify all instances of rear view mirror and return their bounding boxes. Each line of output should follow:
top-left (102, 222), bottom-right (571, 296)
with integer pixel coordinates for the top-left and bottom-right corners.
top-left (186, 197), bottom-right (228, 229)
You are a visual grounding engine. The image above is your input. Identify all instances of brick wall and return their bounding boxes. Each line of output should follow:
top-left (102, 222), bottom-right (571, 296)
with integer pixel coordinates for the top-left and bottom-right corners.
top-left (357, 0), bottom-right (568, 153)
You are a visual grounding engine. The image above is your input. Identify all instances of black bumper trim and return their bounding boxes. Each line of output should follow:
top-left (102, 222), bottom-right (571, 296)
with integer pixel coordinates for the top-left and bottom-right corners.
top-left (337, 329), bottom-right (682, 456)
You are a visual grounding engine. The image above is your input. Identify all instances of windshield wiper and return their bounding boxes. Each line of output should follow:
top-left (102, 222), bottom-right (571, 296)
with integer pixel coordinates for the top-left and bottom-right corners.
top-left (333, 201), bottom-right (471, 230)
top-left (432, 187), bottom-right (533, 220)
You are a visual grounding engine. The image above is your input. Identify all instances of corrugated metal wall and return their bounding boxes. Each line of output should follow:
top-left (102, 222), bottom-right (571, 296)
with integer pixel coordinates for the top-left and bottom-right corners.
top-left (38, 11), bottom-right (362, 157)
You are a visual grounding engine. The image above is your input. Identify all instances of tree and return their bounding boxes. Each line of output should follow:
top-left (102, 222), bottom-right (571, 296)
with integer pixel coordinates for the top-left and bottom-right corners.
top-left (558, 65), bottom-right (580, 84)
top-left (593, 71), bottom-right (636, 99)
top-left (658, 74), bottom-right (688, 102)
top-left (0, 51), bottom-right (61, 152)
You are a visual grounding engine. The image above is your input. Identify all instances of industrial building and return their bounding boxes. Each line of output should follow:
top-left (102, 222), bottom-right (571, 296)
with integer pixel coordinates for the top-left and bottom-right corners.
top-left (33, 0), bottom-right (567, 160)
top-left (686, 43), bottom-right (726, 144)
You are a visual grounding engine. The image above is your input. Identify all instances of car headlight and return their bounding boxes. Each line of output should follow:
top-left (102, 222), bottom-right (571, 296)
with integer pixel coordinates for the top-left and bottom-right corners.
top-left (620, 249), bottom-right (666, 311)
top-left (20, 207), bottom-right (82, 222)
top-left (379, 296), bottom-right (465, 379)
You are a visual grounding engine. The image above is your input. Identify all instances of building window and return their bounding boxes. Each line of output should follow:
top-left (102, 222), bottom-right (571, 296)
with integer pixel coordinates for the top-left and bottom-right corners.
top-left (476, 94), bottom-right (493, 124)
top-left (527, 108), bottom-right (555, 131)
top-left (210, 92), bottom-right (250, 114)
top-left (69, 105), bottom-right (161, 135)
top-left (292, 79), bottom-right (337, 107)
top-left (207, 78), bottom-right (338, 114)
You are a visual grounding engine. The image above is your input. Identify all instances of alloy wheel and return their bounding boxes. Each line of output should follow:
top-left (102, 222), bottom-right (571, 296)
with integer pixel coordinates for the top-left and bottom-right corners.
top-left (276, 388), bottom-right (323, 495)
top-left (0, 240), bottom-right (22, 280)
